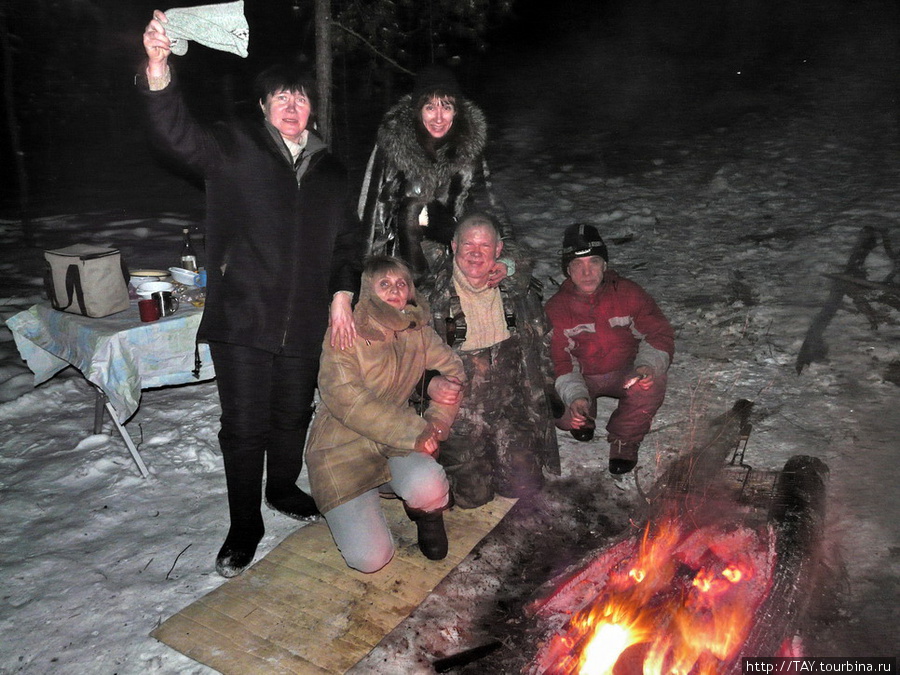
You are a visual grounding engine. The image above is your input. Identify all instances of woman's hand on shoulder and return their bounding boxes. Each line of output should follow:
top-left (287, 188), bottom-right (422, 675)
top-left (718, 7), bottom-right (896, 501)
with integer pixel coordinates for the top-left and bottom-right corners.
top-left (329, 291), bottom-right (357, 350)
top-left (487, 260), bottom-right (509, 288)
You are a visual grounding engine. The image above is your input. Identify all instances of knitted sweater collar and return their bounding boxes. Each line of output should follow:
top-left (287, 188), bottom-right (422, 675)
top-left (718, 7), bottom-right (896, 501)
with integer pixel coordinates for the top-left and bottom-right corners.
top-left (452, 260), bottom-right (509, 350)
top-left (452, 260), bottom-right (495, 296)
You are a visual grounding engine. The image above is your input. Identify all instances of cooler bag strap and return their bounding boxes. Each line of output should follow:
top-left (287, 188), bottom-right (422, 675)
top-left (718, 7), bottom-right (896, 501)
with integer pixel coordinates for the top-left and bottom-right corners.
top-left (64, 263), bottom-right (87, 314)
top-left (44, 260), bottom-right (61, 310)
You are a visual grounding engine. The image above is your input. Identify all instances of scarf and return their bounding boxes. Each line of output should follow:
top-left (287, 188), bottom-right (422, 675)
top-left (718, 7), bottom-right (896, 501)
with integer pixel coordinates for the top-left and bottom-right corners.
top-left (354, 268), bottom-right (429, 343)
top-left (452, 260), bottom-right (509, 351)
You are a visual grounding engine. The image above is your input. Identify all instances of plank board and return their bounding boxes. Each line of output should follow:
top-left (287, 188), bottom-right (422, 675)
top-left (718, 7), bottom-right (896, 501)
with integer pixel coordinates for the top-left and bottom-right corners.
top-left (151, 497), bottom-right (515, 674)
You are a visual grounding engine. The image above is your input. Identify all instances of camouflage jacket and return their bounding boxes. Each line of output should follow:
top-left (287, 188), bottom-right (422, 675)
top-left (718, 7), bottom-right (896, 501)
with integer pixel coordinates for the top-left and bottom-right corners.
top-left (429, 258), bottom-right (561, 475)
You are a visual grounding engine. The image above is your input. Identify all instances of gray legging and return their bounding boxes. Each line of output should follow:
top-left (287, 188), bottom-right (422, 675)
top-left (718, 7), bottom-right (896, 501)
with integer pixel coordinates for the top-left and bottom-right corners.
top-left (322, 453), bottom-right (450, 573)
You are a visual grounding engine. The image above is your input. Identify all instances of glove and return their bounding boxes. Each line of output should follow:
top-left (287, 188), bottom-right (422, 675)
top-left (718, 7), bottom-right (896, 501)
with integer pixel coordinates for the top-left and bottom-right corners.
top-left (423, 201), bottom-right (456, 245)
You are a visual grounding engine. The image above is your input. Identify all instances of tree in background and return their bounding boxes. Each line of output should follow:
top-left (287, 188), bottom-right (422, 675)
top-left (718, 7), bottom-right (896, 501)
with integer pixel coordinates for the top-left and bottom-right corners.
top-left (1, 0), bottom-right (111, 232)
top-left (1, 5), bottom-right (30, 243)
top-left (0, 0), bottom-right (516, 225)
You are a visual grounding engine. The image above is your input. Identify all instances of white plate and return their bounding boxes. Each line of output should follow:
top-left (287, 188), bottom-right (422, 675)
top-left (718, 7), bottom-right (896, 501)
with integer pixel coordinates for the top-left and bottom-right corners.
top-left (130, 269), bottom-right (170, 288)
top-left (131, 268), bottom-right (168, 277)
top-left (136, 281), bottom-right (175, 299)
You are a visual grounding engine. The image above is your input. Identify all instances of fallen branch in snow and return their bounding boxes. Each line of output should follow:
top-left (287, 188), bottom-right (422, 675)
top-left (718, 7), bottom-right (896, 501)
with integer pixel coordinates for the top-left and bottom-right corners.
top-left (643, 417), bottom-right (689, 436)
top-left (165, 544), bottom-right (192, 581)
top-left (795, 225), bottom-right (882, 373)
top-left (822, 272), bottom-right (900, 295)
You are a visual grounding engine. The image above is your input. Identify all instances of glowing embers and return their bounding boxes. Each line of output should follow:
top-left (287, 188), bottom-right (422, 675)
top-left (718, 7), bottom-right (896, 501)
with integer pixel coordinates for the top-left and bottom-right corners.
top-left (527, 515), bottom-right (777, 675)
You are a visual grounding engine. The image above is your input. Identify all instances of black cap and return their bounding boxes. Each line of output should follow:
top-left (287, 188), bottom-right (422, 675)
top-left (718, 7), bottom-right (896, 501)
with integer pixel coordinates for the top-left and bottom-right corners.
top-left (412, 65), bottom-right (462, 103)
top-left (561, 223), bottom-right (608, 275)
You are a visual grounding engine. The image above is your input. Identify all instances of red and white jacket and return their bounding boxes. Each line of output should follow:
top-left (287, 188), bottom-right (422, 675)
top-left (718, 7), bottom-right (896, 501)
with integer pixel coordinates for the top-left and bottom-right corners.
top-left (545, 271), bottom-right (675, 406)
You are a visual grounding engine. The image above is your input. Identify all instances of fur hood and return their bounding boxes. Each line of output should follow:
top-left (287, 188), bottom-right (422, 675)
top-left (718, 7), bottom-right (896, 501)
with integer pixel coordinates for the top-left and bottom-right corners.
top-left (354, 264), bottom-right (430, 343)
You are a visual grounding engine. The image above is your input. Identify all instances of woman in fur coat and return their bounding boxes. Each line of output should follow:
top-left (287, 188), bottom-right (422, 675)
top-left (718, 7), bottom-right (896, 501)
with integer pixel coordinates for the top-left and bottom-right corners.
top-left (305, 256), bottom-right (466, 573)
top-left (357, 65), bottom-right (511, 288)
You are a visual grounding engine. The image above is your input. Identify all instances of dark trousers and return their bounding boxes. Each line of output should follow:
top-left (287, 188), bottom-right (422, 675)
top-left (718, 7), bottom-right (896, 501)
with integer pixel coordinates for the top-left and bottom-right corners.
top-left (209, 341), bottom-right (320, 538)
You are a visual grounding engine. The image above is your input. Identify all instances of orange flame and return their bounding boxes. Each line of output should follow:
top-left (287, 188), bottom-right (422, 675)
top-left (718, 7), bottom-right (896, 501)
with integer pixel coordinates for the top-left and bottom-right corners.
top-left (577, 598), bottom-right (651, 673)
top-left (721, 566), bottom-right (743, 583)
top-left (543, 516), bottom-right (773, 675)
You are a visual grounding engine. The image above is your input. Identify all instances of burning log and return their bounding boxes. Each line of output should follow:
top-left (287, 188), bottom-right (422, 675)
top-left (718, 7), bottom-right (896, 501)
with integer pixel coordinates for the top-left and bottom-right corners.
top-left (524, 516), bottom-right (779, 674)
top-left (522, 400), bottom-right (830, 674)
top-left (734, 455), bottom-right (830, 668)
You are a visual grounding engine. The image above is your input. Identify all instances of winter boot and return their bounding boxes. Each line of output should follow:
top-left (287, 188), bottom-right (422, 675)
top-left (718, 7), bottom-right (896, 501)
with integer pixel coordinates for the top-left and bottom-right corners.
top-left (608, 437), bottom-right (640, 475)
top-left (216, 444), bottom-right (266, 578)
top-left (404, 503), bottom-right (449, 561)
top-left (216, 524), bottom-right (265, 578)
top-left (264, 486), bottom-right (319, 520)
top-left (265, 435), bottom-right (319, 520)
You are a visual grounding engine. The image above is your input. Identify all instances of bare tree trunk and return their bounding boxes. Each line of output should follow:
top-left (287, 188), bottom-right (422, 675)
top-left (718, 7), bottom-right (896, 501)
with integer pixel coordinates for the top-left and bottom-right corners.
top-left (0, 7), bottom-right (32, 245)
top-left (314, 0), bottom-right (332, 147)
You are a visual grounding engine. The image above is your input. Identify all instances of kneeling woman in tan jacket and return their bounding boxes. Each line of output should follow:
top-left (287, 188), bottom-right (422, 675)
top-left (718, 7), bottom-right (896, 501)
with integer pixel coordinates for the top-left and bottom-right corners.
top-left (305, 256), bottom-right (466, 572)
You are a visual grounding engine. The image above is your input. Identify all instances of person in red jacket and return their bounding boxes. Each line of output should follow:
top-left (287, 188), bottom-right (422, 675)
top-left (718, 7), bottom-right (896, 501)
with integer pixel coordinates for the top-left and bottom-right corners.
top-left (545, 223), bottom-right (674, 474)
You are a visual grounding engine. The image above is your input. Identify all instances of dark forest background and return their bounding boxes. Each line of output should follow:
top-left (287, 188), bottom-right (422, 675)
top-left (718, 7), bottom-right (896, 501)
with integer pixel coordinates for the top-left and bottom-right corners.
top-left (0, 0), bottom-right (852, 221)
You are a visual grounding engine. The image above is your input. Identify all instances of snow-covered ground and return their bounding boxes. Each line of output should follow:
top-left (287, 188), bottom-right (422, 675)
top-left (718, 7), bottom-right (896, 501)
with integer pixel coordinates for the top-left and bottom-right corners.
top-left (1, 3), bottom-right (898, 673)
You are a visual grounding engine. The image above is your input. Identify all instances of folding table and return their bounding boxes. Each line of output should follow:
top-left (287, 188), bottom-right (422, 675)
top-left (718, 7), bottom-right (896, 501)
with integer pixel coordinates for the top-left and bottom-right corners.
top-left (6, 303), bottom-right (216, 477)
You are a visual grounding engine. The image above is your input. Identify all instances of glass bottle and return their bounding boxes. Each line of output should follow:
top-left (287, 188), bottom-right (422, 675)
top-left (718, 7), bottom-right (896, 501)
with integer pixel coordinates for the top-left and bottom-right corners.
top-left (179, 228), bottom-right (198, 272)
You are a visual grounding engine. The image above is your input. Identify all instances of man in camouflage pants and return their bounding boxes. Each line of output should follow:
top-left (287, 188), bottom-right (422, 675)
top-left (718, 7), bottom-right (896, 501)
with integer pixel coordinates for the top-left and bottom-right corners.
top-left (428, 214), bottom-right (560, 509)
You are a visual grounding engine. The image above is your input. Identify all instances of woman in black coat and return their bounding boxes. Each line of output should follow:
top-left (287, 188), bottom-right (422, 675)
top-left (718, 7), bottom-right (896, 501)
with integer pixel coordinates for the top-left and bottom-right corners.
top-left (142, 10), bottom-right (362, 578)
top-left (357, 65), bottom-right (511, 288)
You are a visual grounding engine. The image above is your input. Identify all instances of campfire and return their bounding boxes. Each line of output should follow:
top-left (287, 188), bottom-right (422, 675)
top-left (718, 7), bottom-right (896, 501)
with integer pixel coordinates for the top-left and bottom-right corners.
top-left (525, 514), bottom-right (779, 674)
top-left (521, 401), bottom-right (828, 675)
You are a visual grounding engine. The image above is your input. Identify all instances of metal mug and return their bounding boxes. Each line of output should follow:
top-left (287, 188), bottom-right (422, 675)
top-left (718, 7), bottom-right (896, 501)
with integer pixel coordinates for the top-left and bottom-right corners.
top-left (152, 290), bottom-right (179, 317)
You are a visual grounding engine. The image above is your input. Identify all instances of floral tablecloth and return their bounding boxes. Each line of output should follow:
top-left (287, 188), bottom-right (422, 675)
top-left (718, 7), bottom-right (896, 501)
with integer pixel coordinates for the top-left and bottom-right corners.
top-left (6, 303), bottom-right (215, 422)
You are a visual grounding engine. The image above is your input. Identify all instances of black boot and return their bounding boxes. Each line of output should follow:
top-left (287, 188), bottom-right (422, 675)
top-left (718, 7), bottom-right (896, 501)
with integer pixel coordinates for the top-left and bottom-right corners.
top-left (217, 443), bottom-right (265, 578)
top-left (608, 438), bottom-right (640, 475)
top-left (404, 503), bottom-right (449, 561)
top-left (216, 524), bottom-right (265, 578)
top-left (265, 421), bottom-right (319, 520)
top-left (264, 486), bottom-right (319, 520)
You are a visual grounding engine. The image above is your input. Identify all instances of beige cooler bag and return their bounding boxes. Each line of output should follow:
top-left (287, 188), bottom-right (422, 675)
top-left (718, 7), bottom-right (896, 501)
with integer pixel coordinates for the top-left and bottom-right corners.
top-left (44, 244), bottom-right (130, 317)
